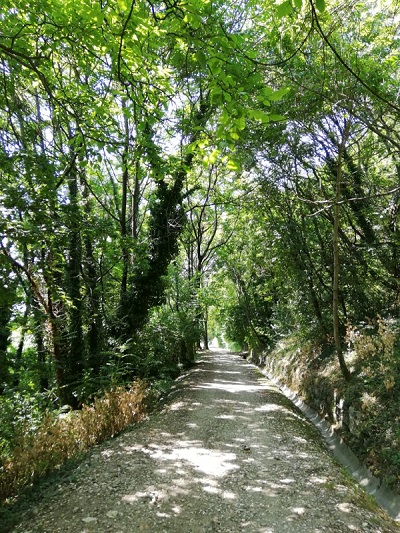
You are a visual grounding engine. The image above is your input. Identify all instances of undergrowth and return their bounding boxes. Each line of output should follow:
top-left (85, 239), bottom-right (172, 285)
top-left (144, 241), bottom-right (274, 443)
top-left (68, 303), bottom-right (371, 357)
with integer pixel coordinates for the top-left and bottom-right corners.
top-left (262, 317), bottom-right (400, 493)
top-left (0, 380), bottom-right (149, 505)
top-left (344, 318), bottom-right (400, 491)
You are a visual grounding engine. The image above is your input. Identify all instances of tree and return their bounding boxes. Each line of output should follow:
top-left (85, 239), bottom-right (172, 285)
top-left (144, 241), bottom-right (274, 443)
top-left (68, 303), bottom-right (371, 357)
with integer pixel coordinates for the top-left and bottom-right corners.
top-left (0, 0), bottom-right (397, 401)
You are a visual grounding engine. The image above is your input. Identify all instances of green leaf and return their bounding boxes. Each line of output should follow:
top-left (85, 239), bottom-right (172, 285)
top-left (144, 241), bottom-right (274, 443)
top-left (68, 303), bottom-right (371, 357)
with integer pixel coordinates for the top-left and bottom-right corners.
top-left (208, 149), bottom-right (220, 164)
top-left (209, 59), bottom-right (221, 77)
top-left (227, 159), bottom-right (240, 171)
top-left (293, 0), bottom-right (302, 8)
top-left (210, 86), bottom-right (223, 105)
top-left (220, 109), bottom-right (230, 125)
top-left (315, 0), bottom-right (326, 12)
top-left (117, 0), bottom-right (128, 10)
top-left (186, 12), bottom-right (201, 29)
top-left (269, 87), bottom-right (291, 101)
top-left (277, 0), bottom-right (293, 18)
top-left (235, 116), bottom-right (246, 131)
top-left (248, 109), bottom-right (270, 124)
top-left (196, 50), bottom-right (207, 69)
top-left (269, 114), bottom-right (286, 121)
top-left (224, 91), bottom-right (232, 103)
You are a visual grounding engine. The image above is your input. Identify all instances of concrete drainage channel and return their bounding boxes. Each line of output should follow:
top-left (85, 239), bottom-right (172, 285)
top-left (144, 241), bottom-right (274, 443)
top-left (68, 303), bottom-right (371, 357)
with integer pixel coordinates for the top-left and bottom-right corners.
top-left (254, 363), bottom-right (400, 522)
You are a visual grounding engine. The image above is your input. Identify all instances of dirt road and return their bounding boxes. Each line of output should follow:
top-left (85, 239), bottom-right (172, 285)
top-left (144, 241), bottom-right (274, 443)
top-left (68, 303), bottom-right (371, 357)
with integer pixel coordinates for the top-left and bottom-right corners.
top-left (12, 350), bottom-right (399, 532)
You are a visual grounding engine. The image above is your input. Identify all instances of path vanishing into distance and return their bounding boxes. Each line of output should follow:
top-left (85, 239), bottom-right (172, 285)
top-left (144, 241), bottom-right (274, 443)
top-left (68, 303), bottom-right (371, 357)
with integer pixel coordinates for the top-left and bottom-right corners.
top-left (12, 351), bottom-right (399, 533)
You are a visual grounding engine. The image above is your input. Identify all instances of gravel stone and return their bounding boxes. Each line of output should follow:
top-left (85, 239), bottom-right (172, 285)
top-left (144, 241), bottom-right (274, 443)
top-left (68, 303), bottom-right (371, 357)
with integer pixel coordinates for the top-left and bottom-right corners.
top-left (11, 350), bottom-right (399, 532)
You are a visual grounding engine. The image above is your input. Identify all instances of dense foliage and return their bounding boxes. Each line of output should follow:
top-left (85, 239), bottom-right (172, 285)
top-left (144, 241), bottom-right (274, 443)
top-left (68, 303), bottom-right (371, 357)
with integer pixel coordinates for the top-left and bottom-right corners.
top-left (1, 0), bottom-right (399, 499)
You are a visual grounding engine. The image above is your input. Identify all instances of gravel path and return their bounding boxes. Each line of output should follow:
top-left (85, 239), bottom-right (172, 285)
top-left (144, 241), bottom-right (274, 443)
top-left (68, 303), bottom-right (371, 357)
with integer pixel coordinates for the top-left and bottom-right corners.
top-left (12, 350), bottom-right (399, 532)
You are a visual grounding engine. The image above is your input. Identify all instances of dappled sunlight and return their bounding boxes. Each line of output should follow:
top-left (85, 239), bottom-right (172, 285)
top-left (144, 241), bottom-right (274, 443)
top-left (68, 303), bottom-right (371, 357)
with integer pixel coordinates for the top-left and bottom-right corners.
top-left (293, 435), bottom-right (308, 444)
top-left (8, 345), bottom-right (397, 532)
top-left (214, 398), bottom-right (252, 407)
top-left (336, 484), bottom-right (350, 494)
top-left (284, 411), bottom-right (309, 422)
top-left (169, 401), bottom-right (188, 411)
top-left (212, 379), bottom-right (246, 385)
top-left (336, 502), bottom-right (353, 513)
top-left (195, 381), bottom-right (275, 394)
top-left (167, 401), bottom-right (203, 412)
top-left (291, 506), bottom-right (306, 515)
top-left (201, 481), bottom-right (237, 500)
top-left (141, 441), bottom-right (239, 477)
top-left (119, 431), bottom-right (243, 519)
top-left (190, 368), bottom-right (242, 376)
top-left (261, 481), bottom-right (291, 491)
top-left (309, 476), bottom-right (328, 484)
top-left (100, 449), bottom-right (114, 459)
top-left (122, 488), bottom-right (169, 504)
top-left (256, 404), bottom-right (307, 425)
top-left (245, 485), bottom-right (264, 493)
top-left (117, 423), bottom-right (336, 522)
top-left (82, 351), bottom-right (393, 532)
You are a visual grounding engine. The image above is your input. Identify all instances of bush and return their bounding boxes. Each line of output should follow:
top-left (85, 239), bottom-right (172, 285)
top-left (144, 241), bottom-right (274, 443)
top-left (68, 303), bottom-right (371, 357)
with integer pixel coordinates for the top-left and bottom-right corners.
top-left (0, 392), bottom-right (48, 461)
top-left (122, 301), bottom-right (201, 379)
top-left (262, 319), bottom-right (400, 492)
top-left (0, 380), bottom-right (148, 504)
top-left (344, 318), bottom-right (400, 490)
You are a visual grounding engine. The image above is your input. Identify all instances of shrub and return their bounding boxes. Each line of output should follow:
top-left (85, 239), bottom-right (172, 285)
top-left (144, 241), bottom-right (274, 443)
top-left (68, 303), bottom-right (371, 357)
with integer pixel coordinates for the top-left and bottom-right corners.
top-left (343, 318), bottom-right (400, 490)
top-left (0, 380), bottom-right (148, 504)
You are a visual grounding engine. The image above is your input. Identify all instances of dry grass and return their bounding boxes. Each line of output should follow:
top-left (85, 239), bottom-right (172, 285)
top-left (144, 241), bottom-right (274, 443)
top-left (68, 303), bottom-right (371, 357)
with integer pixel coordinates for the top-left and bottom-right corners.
top-left (263, 321), bottom-right (400, 492)
top-left (0, 380), bottom-right (149, 504)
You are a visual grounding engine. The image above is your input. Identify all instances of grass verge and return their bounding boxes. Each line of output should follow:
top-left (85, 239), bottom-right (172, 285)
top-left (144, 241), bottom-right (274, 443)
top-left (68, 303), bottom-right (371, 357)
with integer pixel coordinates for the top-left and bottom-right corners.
top-left (0, 381), bottom-right (149, 507)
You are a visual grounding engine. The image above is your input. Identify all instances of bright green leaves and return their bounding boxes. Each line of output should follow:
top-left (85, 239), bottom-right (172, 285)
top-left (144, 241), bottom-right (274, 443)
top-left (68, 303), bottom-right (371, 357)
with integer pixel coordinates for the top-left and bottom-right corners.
top-left (277, 0), bottom-right (293, 18)
top-left (245, 87), bottom-right (289, 124)
top-left (183, 11), bottom-right (202, 29)
top-left (204, 148), bottom-right (221, 165)
top-left (314, 0), bottom-right (326, 12)
top-left (248, 109), bottom-right (271, 124)
top-left (207, 48), bottom-right (290, 144)
top-left (276, 0), bottom-right (325, 17)
top-left (263, 87), bottom-right (291, 102)
top-left (226, 158), bottom-right (240, 171)
top-left (117, 0), bottom-right (128, 11)
top-left (235, 115), bottom-right (247, 131)
top-left (247, 109), bottom-right (286, 124)
top-left (269, 114), bottom-right (287, 122)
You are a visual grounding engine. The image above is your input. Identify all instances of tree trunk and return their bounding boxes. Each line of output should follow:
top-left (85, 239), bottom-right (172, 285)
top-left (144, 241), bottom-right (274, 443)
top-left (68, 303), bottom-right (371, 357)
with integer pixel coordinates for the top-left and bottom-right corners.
top-left (13, 304), bottom-right (30, 387)
top-left (333, 123), bottom-right (351, 382)
top-left (66, 163), bottom-right (84, 404)
top-left (33, 303), bottom-right (49, 393)
top-left (203, 305), bottom-right (209, 350)
top-left (82, 179), bottom-right (103, 376)
top-left (120, 99), bottom-right (130, 301)
top-left (0, 292), bottom-right (14, 394)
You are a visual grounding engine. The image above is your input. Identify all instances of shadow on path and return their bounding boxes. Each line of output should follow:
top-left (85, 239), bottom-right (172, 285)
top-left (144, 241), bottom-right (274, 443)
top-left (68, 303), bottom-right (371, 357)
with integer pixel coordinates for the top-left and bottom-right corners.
top-left (12, 350), bottom-right (399, 533)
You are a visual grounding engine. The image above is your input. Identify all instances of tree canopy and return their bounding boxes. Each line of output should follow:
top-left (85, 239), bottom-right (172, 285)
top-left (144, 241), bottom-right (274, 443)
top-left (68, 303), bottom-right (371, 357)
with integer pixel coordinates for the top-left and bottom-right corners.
top-left (0, 0), bottom-right (399, 492)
